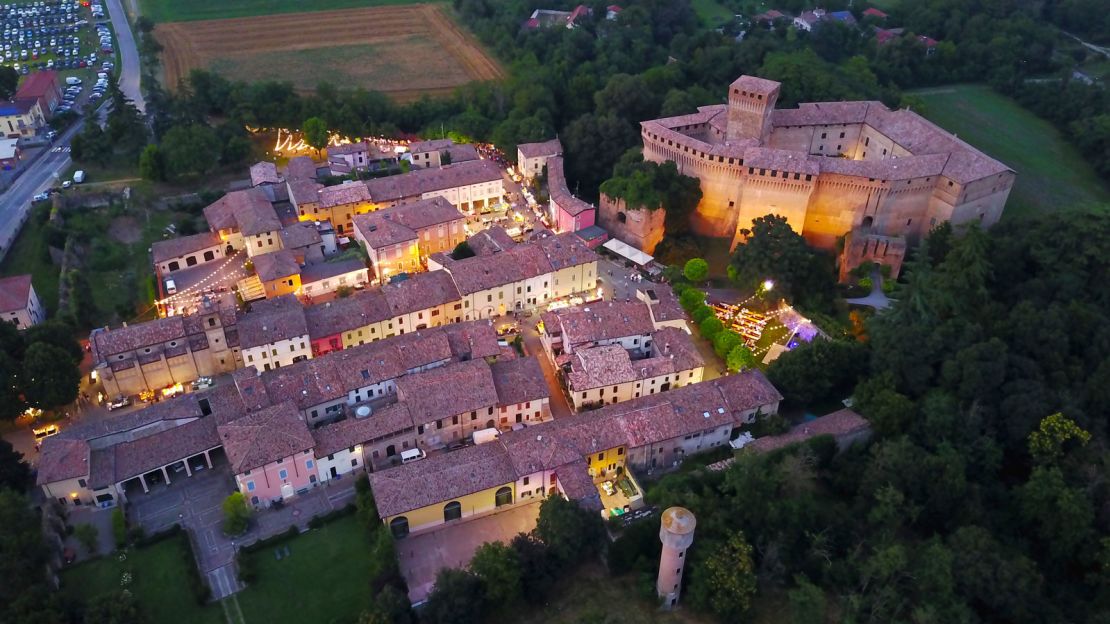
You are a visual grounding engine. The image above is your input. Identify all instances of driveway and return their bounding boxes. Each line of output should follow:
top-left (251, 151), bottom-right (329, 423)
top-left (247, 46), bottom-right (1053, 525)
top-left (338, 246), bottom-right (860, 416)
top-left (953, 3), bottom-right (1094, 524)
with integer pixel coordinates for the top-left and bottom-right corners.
top-left (104, 0), bottom-right (145, 113)
top-left (398, 502), bottom-right (541, 603)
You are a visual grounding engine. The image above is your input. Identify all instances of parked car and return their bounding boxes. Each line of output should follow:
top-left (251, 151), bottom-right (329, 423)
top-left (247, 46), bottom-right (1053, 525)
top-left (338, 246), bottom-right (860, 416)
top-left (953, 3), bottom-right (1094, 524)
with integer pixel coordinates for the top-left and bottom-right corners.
top-left (191, 376), bottom-right (214, 391)
top-left (106, 396), bottom-right (131, 411)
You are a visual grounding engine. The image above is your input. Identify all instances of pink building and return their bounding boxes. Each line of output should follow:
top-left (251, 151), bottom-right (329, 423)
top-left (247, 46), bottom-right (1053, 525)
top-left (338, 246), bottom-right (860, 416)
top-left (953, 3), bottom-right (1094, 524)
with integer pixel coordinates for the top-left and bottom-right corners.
top-left (218, 401), bottom-right (320, 508)
top-left (547, 155), bottom-right (596, 233)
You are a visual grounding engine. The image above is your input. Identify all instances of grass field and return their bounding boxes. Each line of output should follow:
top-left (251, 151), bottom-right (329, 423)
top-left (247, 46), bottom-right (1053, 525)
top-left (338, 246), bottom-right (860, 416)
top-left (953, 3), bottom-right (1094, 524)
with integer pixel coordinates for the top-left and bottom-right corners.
top-left (138, 0), bottom-right (434, 23)
top-left (691, 0), bottom-right (734, 27)
top-left (911, 84), bottom-right (1109, 218)
top-left (156, 4), bottom-right (504, 100)
top-left (234, 515), bottom-right (378, 624)
top-left (62, 537), bottom-right (223, 624)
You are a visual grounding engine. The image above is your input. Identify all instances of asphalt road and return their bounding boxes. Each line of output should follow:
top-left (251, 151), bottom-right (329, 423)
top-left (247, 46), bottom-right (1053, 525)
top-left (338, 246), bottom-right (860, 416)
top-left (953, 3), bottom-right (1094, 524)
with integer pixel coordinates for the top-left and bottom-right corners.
top-left (104, 0), bottom-right (145, 112)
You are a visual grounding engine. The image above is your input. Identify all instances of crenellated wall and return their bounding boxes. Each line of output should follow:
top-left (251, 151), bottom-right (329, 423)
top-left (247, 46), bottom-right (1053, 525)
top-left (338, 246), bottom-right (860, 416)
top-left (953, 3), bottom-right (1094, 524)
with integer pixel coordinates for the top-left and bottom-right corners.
top-left (598, 194), bottom-right (666, 254)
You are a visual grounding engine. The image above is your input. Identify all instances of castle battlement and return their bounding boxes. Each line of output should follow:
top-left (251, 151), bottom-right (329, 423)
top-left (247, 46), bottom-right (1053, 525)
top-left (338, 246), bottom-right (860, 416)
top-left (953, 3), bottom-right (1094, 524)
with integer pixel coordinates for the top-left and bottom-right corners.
top-left (638, 76), bottom-right (1015, 276)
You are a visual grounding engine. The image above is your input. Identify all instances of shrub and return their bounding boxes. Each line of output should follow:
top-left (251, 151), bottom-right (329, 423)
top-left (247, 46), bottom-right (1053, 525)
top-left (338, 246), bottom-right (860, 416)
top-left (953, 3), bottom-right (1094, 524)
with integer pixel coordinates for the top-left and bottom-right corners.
top-left (111, 508), bottom-right (127, 550)
top-left (678, 288), bottom-right (706, 312)
top-left (713, 330), bottom-right (743, 358)
top-left (221, 492), bottom-right (251, 536)
top-left (699, 316), bottom-right (724, 340)
top-left (74, 524), bottom-right (98, 555)
top-left (691, 304), bottom-right (714, 324)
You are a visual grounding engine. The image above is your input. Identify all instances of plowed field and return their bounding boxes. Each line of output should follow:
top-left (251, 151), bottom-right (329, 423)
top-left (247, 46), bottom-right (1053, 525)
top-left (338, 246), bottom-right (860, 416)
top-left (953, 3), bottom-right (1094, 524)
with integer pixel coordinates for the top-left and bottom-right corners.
top-left (156, 4), bottom-right (504, 101)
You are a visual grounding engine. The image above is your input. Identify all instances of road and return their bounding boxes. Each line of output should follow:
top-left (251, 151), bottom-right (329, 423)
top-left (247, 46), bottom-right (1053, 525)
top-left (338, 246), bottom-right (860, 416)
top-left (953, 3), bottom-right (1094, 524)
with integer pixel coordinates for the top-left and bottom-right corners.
top-left (104, 0), bottom-right (145, 113)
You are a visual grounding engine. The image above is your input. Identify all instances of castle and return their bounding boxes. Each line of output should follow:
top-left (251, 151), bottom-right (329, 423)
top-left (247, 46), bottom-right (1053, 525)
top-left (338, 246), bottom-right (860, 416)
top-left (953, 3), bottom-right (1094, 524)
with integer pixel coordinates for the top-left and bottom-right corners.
top-left (620, 75), bottom-right (1015, 278)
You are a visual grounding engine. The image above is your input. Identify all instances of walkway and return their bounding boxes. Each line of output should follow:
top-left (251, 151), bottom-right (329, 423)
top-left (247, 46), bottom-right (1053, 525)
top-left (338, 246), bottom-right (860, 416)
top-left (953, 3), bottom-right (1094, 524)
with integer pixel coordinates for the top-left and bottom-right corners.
top-left (104, 0), bottom-right (145, 112)
top-left (845, 271), bottom-right (893, 310)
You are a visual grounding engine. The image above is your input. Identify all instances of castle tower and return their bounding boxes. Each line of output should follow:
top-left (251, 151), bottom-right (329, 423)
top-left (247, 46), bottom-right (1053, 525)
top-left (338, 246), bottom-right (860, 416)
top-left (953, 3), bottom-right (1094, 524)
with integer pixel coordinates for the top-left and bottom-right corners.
top-left (657, 506), bottom-right (697, 609)
top-left (726, 75), bottom-right (780, 144)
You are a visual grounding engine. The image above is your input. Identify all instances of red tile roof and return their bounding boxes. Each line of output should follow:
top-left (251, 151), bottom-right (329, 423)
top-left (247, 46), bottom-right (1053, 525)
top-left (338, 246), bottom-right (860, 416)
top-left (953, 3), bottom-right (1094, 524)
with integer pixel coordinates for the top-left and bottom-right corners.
top-left (396, 359), bottom-right (500, 425)
top-left (369, 441), bottom-right (517, 517)
top-left (250, 161), bottom-right (281, 186)
top-left (517, 138), bottom-right (563, 159)
top-left (35, 438), bottom-right (89, 484)
top-left (151, 232), bottom-right (222, 264)
top-left (0, 274), bottom-right (33, 313)
top-left (237, 295), bottom-right (308, 348)
top-left (364, 159), bottom-right (503, 203)
top-left (252, 249), bottom-right (301, 283)
top-left (15, 70), bottom-right (58, 99)
top-left (745, 408), bottom-right (870, 453)
top-left (218, 401), bottom-right (314, 474)
top-left (490, 357), bottom-right (550, 405)
top-left (547, 156), bottom-right (594, 217)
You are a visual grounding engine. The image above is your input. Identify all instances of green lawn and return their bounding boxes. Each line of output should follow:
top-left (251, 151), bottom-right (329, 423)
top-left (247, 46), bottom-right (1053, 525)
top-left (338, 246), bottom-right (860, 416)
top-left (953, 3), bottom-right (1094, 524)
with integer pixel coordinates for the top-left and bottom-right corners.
top-left (0, 205), bottom-right (61, 316)
top-left (911, 84), bottom-right (1110, 219)
top-left (235, 515), bottom-right (377, 624)
top-left (690, 0), bottom-right (734, 27)
top-left (62, 536), bottom-right (223, 624)
top-left (138, 0), bottom-right (440, 22)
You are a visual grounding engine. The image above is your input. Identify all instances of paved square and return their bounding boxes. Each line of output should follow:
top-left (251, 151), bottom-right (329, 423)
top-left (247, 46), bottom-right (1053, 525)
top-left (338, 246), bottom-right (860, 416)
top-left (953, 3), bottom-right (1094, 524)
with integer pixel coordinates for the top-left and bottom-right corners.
top-left (397, 502), bottom-right (541, 602)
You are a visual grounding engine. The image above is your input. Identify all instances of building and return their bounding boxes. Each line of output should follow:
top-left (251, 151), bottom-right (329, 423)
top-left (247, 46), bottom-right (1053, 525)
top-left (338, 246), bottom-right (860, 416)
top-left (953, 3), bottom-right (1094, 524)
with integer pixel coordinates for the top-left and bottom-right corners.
top-left (793, 9), bottom-right (824, 31)
top-left (250, 161), bottom-right (282, 187)
top-left (15, 71), bottom-right (62, 117)
top-left (91, 301), bottom-right (240, 398)
top-left (539, 299), bottom-right (657, 357)
top-left (299, 259), bottom-right (370, 300)
top-left (598, 193), bottom-right (665, 254)
top-left (152, 232), bottom-right (226, 277)
top-left (657, 507), bottom-right (696, 608)
top-left (0, 98), bottom-right (45, 139)
top-left (220, 401), bottom-right (320, 507)
top-left (352, 196), bottom-right (467, 281)
top-left (407, 139), bottom-right (479, 169)
top-left (0, 274), bottom-right (45, 328)
top-left (202, 188), bottom-right (284, 257)
top-left (0, 137), bottom-right (19, 168)
top-left (238, 295), bottom-right (311, 371)
top-left (516, 138), bottom-right (563, 180)
top-left (546, 156), bottom-right (596, 233)
top-left (364, 159), bottom-right (505, 214)
top-left (639, 75), bottom-right (1014, 278)
top-left (326, 141), bottom-right (398, 175)
top-left (429, 231), bottom-right (598, 319)
top-left (369, 371), bottom-right (782, 536)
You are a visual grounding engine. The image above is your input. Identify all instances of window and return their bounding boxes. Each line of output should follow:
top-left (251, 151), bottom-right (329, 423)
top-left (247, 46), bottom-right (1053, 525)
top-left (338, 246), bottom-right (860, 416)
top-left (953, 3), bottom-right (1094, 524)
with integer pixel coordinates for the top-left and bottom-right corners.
top-left (306, 460), bottom-right (314, 470)
top-left (351, 458), bottom-right (358, 467)
top-left (78, 478), bottom-right (86, 487)
top-left (820, 132), bottom-right (826, 139)
top-left (523, 476), bottom-right (530, 486)
top-left (444, 501), bottom-right (462, 522)
top-left (247, 481), bottom-right (255, 491)
top-left (839, 132), bottom-right (845, 138)
top-left (279, 469), bottom-right (288, 480)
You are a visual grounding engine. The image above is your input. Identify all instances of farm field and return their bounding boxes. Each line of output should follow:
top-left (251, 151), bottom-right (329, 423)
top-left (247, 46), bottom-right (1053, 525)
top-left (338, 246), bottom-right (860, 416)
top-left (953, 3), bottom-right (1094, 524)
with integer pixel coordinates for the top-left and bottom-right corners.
top-left (911, 84), bottom-right (1109, 219)
top-left (155, 4), bottom-right (503, 100)
top-left (138, 0), bottom-right (435, 22)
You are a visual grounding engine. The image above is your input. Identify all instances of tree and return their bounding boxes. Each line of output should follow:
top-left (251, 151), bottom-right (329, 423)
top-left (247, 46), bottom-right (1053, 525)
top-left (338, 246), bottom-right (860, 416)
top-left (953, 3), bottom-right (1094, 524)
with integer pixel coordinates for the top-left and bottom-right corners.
top-left (470, 541), bottom-right (522, 607)
top-left (359, 585), bottom-right (412, 624)
top-left (698, 316), bottom-right (724, 341)
top-left (1028, 413), bottom-right (1090, 465)
top-left (1020, 466), bottom-right (1094, 560)
top-left (162, 124), bottom-right (221, 179)
top-left (691, 304), bottom-right (714, 324)
top-left (534, 495), bottom-right (604, 566)
top-left (678, 288), bottom-right (706, 312)
top-left (221, 492), bottom-right (251, 535)
top-left (683, 257), bottom-right (709, 283)
top-left (788, 574), bottom-right (826, 624)
top-left (0, 350), bottom-right (23, 421)
top-left (766, 339), bottom-right (868, 406)
top-left (0, 439), bottom-right (29, 491)
top-left (729, 215), bottom-right (835, 310)
top-left (726, 345), bottom-right (757, 372)
top-left (690, 530), bottom-right (757, 617)
top-left (74, 523), bottom-right (99, 555)
top-left (0, 490), bottom-right (49, 609)
top-left (21, 342), bottom-right (80, 410)
top-left (423, 568), bottom-right (487, 624)
top-left (139, 144), bottom-right (166, 182)
top-left (23, 320), bottom-right (82, 364)
top-left (853, 372), bottom-right (916, 437)
top-left (86, 590), bottom-right (146, 624)
top-left (511, 533), bottom-right (559, 604)
top-left (0, 66), bottom-right (17, 100)
top-left (712, 330), bottom-right (742, 359)
top-left (302, 117), bottom-right (329, 156)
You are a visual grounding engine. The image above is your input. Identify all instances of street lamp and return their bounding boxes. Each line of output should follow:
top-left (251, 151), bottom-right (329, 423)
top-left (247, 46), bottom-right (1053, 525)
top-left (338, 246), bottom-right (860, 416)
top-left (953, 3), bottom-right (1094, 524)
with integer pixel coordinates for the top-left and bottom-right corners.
top-left (761, 279), bottom-right (774, 292)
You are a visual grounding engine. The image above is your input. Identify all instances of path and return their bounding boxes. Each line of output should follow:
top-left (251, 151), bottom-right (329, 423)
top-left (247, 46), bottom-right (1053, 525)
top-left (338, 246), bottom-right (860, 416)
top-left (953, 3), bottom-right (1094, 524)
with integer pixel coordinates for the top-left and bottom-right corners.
top-left (104, 0), bottom-right (145, 113)
top-left (845, 271), bottom-right (892, 310)
top-left (1063, 31), bottom-right (1110, 59)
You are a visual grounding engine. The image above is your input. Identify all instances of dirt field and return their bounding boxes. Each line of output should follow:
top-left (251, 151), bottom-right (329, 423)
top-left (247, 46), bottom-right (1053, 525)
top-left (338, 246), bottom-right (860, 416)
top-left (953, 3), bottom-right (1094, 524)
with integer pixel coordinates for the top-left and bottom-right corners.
top-left (156, 4), bottom-right (504, 101)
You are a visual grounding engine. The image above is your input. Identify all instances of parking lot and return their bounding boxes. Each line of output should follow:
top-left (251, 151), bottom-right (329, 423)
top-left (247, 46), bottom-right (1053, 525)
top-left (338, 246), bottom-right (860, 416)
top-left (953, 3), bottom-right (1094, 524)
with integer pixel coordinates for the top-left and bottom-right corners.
top-left (2, 0), bottom-right (116, 115)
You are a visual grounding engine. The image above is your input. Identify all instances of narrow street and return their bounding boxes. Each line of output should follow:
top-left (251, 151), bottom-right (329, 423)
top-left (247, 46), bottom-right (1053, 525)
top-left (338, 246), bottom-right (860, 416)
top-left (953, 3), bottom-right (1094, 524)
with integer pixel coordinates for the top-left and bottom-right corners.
top-left (520, 319), bottom-right (572, 419)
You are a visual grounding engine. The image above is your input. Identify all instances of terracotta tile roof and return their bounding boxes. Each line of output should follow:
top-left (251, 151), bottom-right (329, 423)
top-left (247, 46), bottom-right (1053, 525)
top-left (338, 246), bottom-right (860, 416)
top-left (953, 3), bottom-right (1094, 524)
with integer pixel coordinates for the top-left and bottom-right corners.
top-left (203, 188), bottom-right (281, 236)
top-left (91, 316), bottom-right (190, 360)
top-left (640, 287), bottom-right (685, 322)
top-left (441, 243), bottom-right (550, 294)
top-left (536, 232), bottom-right (596, 270)
top-left (742, 147), bottom-right (821, 176)
top-left (354, 197), bottom-right (464, 249)
top-left (327, 141), bottom-right (368, 157)
top-left (15, 70), bottom-right (58, 99)
top-left (545, 300), bottom-right (655, 348)
top-left (253, 249), bottom-right (301, 282)
top-left (286, 157), bottom-right (318, 181)
top-left (237, 295), bottom-right (308, 349)
top-left (151, 232), bottom-right (222, 264)
top-left (517, 138), bottom-right (563, 159)
top-left (396, 359), bottom-right (499, 425)
top-left (745, 408), bottom-right (869, 453)
top-left (259, 357), bottom-right (345, 410)
top-left (304, 294), bottom-right (380, 338)
top-left (353, 213), bottom-right (416, 248)
top-left (441, 320), bottom-right (501, 361)
top-left (863, 7), bottom-right (887, 18)
top-left (554, 460), bottom-right (602, 511)
top-left (109, 417), bottom-right (219, 485)
top-left (650, 326), bottom-right (703, 370)
top-left (218, 401), bottom-right (314, 474)
top-left (329, 332), bottom-right (451, 391)
top-left (500, 427), bottom-right (582, 474)
top-left (0, 274), bottom-right (33, 313)
top-left (287, 178), bottom-right (324, 206)
top-left (467, 227), bottom-right (516, 256)
top-left (311, 402), bottom-right (415, 457)
top-left (547, 156), bottom-right (595, 217)
top-left (490, 357), bottom-right (550, 405)
top-left (369, 441), bottom-right (517, 517)
top-left (250, 162), bottom-right (281, 186)
top-left (300, 259), bottom-right (367, 285)
top-left (35, 438), bottom-right (89, 484)
top-left (566, 344), bottom-right (637, 391)
top-left (408, 138), bottom-right (454, 154)
top-left (318, 181), bottom-right (372, 208)
top-left (364, 159), bottom-right (502, 203)
top-left (731, 75), bottom-right (781, 95)
top-left (446, 144), bottom-right (479, 164)
top-left (381, 270), bottom-right (461, 316)
top-left (279, 222), bottom-right (322, 250)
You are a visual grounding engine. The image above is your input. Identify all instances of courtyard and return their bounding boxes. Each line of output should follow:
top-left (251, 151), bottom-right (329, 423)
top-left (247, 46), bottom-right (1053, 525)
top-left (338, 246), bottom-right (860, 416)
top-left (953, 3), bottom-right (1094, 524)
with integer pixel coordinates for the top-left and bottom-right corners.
top-left (398, 501), bottom-right (541, 603)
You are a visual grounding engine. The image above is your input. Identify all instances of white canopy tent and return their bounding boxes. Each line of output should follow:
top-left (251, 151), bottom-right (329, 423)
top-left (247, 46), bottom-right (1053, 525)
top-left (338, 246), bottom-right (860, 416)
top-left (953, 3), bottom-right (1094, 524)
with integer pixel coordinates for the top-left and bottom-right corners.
top-left (601, 238), bottom-right (653, 266)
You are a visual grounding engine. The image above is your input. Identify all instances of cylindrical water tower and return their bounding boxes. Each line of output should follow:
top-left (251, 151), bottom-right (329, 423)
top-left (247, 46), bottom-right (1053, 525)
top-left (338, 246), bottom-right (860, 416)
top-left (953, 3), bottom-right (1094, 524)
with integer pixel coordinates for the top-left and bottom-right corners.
top-left (657, 506), bottom-right (696, 609)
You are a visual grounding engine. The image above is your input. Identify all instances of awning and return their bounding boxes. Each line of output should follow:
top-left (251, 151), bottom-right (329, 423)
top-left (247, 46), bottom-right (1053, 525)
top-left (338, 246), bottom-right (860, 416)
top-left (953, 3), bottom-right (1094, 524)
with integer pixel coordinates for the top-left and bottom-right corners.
top-left (601, 238), bottom-right (653, 266)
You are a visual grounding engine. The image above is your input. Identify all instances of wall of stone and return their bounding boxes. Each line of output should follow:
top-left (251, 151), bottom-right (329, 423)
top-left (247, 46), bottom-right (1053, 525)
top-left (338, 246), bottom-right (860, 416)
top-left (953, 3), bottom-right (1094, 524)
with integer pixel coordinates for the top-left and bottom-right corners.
top-left (598, 194), bottom-right (666, 254)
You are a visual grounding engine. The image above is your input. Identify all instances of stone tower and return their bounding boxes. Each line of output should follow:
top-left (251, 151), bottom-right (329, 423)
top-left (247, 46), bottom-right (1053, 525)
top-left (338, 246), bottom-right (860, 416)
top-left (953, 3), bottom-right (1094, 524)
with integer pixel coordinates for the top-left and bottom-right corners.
top-left (657, 506), bottom-right (697, 609)
top-left (726, 75), bottom-right (781, 144)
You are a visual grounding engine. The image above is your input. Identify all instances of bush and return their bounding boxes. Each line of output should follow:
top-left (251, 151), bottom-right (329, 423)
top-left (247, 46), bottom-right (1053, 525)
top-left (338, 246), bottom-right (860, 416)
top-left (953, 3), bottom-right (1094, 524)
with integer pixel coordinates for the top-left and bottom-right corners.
top-left (222, 492), bottom-right (251, 536)
top-left (691, 304), bottom-right (714, 324)
top-left (678, 288), bottom-right (706, 312)
top-left (355, 474), bottom-right (380, 530)
top-left (699, 316), bottom-right (724, 340)
top-left (111, 508), bottom-right (127, 550)
top-left (713, 330), bottom-right (743, 358)
top-left (74, 523), bottom-right (99, 555)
